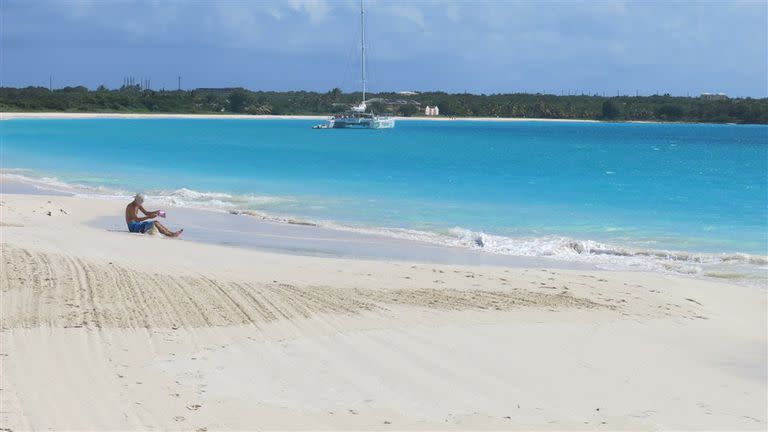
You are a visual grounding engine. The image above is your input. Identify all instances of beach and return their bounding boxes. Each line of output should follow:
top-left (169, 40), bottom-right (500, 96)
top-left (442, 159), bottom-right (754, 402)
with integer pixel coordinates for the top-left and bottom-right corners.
top-left (2, 187), bottom-right (766, 430)
top-left (4, 0), bottom-right (767, 429)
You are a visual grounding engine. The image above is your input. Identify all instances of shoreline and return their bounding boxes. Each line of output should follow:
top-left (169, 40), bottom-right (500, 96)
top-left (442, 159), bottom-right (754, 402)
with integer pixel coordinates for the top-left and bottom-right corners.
top-left (1, 191), bottom-right (766, 430)
top-left (3, 173), bottom-right (766, 288)
top-left (3, 111), bottom-right (762, 126)
top-left (0, 177), bottom-right (599, 269)
top-left (0, 111), bottom-right (637, 123)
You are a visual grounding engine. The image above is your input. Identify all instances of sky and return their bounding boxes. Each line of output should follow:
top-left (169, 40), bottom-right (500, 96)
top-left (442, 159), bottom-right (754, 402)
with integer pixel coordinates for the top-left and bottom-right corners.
top-left (2, 0), bottom-right (767, 97)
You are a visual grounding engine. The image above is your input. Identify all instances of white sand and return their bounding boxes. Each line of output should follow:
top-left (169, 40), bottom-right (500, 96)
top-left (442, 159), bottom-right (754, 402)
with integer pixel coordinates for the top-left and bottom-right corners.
top-left (1, 193), bottom-right (766, 430)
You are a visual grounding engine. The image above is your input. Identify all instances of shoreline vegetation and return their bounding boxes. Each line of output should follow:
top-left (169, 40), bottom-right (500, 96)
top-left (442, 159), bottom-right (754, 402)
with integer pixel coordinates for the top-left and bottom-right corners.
top-left (2, 86), bottom-right (767, 124)
top-left (1, 111), bottom-right (603, 123)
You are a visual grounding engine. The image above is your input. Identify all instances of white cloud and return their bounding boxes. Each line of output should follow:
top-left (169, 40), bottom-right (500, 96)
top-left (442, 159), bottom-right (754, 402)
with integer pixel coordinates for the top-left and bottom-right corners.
top-left (288, 0), bottom-right (331, 23)
top-left (384, 5), bottom-right (425, 29)
top-left (444, 3), bottom-right (460, 23)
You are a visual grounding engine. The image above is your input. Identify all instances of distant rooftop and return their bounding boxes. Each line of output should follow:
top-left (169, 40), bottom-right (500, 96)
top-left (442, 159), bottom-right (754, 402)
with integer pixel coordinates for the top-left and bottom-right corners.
top-left (700, 92), bottom-right (728, 100)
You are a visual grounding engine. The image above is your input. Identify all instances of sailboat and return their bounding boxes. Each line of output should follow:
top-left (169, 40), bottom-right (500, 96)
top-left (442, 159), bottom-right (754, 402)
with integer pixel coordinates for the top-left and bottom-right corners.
top-left (315, 0), bottom-right (395, 129)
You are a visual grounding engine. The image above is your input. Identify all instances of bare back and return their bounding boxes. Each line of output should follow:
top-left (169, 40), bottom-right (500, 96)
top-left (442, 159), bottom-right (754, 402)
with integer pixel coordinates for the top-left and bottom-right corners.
top-left (125, 202), bottom-right (142, 225)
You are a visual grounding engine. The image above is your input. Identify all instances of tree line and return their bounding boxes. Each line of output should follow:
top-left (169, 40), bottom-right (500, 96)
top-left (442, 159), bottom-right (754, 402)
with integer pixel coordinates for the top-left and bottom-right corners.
top-left (1, 85), bottom-right (766, 124)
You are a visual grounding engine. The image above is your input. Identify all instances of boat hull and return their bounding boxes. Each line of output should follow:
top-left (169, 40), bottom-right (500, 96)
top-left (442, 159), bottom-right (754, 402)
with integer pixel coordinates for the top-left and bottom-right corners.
top-left (332, 116), bottom-right (395, 129)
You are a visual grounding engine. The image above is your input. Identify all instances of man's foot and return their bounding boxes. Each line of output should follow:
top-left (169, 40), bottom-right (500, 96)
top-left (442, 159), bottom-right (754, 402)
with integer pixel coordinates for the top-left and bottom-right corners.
top-left (170, 229), bottom-right (184, 238)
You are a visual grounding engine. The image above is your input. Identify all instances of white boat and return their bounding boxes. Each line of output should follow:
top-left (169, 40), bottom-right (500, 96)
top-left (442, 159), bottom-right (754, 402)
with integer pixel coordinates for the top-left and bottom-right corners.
top-left (316, 0), bottom-right (394, 130)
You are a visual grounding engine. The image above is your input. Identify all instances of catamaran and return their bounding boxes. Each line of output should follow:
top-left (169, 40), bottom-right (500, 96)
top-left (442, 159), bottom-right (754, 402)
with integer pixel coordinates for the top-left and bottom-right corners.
top-left (315, 0), bottom-right (395, 129)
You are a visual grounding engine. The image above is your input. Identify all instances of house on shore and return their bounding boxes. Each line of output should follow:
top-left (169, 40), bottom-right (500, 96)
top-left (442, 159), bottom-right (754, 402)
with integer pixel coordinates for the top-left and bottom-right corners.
top-left (700, 92), bottom-right (728, 101)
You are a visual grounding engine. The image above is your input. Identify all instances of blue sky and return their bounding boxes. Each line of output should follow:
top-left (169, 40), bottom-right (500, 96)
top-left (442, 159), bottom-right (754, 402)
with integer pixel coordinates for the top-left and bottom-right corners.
top-left (3, 0), bottom-right (767, 97)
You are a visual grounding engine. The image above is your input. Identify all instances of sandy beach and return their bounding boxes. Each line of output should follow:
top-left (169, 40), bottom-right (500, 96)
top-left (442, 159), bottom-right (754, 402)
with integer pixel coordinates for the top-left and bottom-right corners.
top-left (1, 188), bottom-right (766, 431)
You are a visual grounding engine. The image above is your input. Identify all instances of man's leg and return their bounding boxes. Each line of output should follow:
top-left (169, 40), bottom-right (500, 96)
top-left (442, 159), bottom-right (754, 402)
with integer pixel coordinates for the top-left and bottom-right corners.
top-left (153, 221), bottom-right (183, 237)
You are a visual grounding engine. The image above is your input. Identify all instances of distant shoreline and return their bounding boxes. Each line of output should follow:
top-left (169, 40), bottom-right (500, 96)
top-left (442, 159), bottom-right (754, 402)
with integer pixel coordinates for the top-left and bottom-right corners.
top-left (2, 111), bottom-right (755, 125)
top-left (1, 111), bottom-right (611, 123)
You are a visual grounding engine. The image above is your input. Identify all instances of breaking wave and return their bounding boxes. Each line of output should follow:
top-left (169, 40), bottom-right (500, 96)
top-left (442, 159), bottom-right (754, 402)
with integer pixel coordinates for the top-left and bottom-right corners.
top-left (2, 172), bottom-right (294, 211)
top-left (318, 225), bottom-right (766, 283)
top-left (4, 170), bottom-right (766, 287)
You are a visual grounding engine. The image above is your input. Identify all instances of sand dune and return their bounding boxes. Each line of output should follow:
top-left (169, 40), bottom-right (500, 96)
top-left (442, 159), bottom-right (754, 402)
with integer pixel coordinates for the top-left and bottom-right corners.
top-left (1, 192), bottom-right (766, 430)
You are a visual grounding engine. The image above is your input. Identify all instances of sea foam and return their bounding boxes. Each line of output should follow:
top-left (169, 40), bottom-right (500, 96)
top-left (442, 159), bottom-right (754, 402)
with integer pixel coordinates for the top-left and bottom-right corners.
top-left (3, 170), bottom-right (766, 288)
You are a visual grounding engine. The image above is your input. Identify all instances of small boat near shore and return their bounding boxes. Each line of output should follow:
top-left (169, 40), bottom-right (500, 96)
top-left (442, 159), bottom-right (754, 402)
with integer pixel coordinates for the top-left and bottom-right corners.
top-left (315, 0), bottom-right (394, 130)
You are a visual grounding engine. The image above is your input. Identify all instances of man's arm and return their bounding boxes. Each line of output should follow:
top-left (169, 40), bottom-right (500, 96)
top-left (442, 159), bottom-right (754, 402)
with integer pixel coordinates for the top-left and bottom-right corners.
top-left (138, 205), bottom-right (158, 219)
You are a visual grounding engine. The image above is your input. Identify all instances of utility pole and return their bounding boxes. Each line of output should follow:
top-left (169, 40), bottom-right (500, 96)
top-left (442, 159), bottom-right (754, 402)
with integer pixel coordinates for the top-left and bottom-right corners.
top-left (49, 75), bottom-right (52, 91)
top-left (177, 76), bottom-right (181, 91)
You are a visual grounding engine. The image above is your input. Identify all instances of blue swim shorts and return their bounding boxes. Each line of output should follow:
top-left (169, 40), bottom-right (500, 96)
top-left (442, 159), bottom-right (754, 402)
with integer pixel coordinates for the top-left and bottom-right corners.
top-left (128, 221), bottom-right (155, 233)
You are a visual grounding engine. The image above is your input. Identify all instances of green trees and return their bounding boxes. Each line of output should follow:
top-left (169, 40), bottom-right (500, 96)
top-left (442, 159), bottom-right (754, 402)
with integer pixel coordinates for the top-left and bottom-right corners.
top-left (328, 87), bottom-right (342, 101)
top-left (0, 86), bottom-right (765, 124)
top-left (398, 104), bottom-right (418, 117)
top-left (656, 104), bottom-right (684, 120)
top-left (366, 101), bottom-right (386, 114)
top-left (227, 89), bottom-right (249, 113)
top-left (602, 99), bottom-right (620, 119)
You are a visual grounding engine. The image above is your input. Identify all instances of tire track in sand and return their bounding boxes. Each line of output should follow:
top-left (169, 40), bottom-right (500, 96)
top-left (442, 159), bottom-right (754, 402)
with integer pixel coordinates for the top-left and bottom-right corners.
top-left (1, 244), bottom-right (608, 330)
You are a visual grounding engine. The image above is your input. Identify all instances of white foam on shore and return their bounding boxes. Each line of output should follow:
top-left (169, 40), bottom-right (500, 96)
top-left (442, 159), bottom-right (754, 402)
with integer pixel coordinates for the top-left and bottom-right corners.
top-left (4, 171), bottom-right (766, 287)
top-left (319, 225), bottom-right (767, 285)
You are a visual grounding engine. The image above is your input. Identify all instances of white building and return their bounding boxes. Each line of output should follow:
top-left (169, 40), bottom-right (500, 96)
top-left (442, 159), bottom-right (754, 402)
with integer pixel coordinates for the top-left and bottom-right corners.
top-left (700, 93), bottom-right (728, 101)
top-left (424, 106), bottom-right (440, 116)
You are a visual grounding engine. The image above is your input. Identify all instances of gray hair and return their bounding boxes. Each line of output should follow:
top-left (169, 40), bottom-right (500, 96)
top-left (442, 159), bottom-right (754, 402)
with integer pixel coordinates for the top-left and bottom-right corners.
top-left (133, 193), bottom-right (146, 203)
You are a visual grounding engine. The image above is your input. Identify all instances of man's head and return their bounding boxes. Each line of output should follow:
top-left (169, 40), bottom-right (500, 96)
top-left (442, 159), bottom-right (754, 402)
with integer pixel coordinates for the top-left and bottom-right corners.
top-left (133, 193), bottom-right (145, 205)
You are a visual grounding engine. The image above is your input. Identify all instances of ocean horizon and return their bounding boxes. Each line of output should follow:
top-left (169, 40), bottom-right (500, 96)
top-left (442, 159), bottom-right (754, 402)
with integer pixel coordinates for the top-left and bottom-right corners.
top-left (2, 117), bottom-right (767, 285)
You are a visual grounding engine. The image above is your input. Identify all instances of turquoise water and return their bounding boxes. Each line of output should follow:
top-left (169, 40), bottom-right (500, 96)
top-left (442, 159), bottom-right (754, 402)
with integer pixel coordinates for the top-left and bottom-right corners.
top-left (2, 118), bottom-right (767, 278)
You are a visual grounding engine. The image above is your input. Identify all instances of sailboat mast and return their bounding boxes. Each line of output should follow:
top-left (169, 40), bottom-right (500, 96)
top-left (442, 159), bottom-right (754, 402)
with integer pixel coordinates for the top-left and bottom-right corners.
top-left (360, 0), bottom-right (366, 105)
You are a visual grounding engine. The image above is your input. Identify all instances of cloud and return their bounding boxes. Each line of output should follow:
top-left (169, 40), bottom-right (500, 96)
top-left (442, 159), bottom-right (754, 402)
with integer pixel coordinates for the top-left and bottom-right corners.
top-left (3, 0), bottom-right (766, 96)
top-left (288, 0), bottom-right (331, 23)
top-left (382, 4), bottom-right (426, 29)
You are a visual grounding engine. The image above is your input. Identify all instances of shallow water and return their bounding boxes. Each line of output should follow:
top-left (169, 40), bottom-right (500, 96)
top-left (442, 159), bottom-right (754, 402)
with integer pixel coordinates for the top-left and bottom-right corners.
top-left (2, 118), bottom-right (766, 284)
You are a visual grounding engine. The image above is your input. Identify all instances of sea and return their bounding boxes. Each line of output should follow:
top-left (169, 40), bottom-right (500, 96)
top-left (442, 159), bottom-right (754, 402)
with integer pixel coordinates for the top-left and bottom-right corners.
top-left (2, 118), bottom-right (767, 286)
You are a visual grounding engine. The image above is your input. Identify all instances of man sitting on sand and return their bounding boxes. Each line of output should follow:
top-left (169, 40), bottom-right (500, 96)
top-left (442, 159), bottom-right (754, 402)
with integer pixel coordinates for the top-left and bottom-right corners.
top-left (125, 193), bottom-right (183, 237)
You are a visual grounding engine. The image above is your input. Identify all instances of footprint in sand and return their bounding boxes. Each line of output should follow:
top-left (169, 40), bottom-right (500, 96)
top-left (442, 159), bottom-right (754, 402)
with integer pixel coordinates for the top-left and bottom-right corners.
top-left (186, 404), bottom-right (202, 411)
